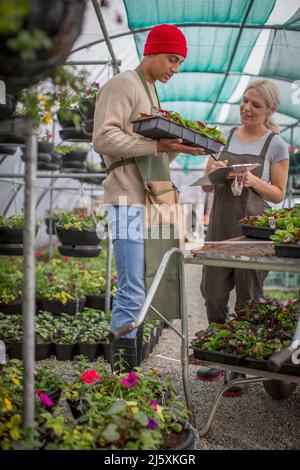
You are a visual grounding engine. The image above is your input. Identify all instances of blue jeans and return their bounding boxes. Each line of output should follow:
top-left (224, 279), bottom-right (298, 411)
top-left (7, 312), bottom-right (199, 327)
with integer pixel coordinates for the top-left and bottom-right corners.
top-left (105, 205), bottom-right (145, 338)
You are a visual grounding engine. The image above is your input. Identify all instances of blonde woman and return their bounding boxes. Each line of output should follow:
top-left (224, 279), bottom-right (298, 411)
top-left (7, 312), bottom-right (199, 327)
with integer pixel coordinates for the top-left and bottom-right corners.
top-left (198, 80), bottom-right (289, 392)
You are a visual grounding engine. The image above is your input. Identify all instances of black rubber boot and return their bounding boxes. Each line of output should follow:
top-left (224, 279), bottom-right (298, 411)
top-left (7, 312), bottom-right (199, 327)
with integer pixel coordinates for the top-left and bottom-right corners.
top-left (136, 324), bottom-right (144, 366)
top-left (196, 367), bottom-right (223, 382)
top-left (111, 337), bottom-right (137, 374)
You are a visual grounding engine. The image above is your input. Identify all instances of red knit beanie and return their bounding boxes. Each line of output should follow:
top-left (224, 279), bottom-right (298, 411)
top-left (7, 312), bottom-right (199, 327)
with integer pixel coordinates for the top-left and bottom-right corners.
top-left (143, 24), bottom-right (187, 58)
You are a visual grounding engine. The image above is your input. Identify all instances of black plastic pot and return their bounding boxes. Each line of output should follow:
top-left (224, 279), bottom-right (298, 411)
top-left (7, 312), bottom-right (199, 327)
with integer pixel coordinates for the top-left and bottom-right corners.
top-left (35, 343), bottom-right (53, 361)
top-left (0, 300), bottom-right (22, 315)
top-left (161, 428), bottom-right (196, 450)
top-left (85, 294), bottom-right (113, 310)
top-left (0, 226), bottom-right (39, 244)
top-left (58, 244), bottom-right (101, 258)
top-left (240, 223), bottom-right (275, 240)
top-left (62, 151), bottom-right (88, 162)
top-left (21, 152), bottom-right (52, 164)
top-left (0, 243), bottom-right (23, 256)
top-left (274, 243), bottom-right (300, 258)
top-left (7, 342), bottom-right (22, 359)
top-left (45, 217), bottom-right (56, 235)
top-left (67, 398), bottom-right (82, 420)
top-left (56, 228), bottom-right (100, 246)
top-left (81, 119), bottom-right (94, 135)
top-left (61, 160), bottom-right (87, 170)
top-left (0, 95), bottom-right (17, 120)
top-left (79, 98), bottom-right (95, 120)
top-left (59, 128), bottom-right (92, 143)
top-left (104, 342), bottom-right (112, 363)
top-left (57, 108), bottom-right (82, 129)
top-left (0, 133), bottom-right (25, 148)
top-left (36, 297), bottom-right (86, 315)
top-left (54, 343), bottom-right (77, 361)
top-left (0, 0), bottom-right (87, 93)
top-left (77, 342), bottom-right (104, 361)
top-left (141, 342), bottom-right (151, 361)
top-left (0, 144), bottom-right (16, 155)
top-left (38, 162), bottom-right (60, 171)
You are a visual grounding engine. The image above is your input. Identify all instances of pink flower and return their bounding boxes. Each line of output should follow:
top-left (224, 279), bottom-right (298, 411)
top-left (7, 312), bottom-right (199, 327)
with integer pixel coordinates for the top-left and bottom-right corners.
top-left (289, 145), bottom-right (295, 153)
top-left (81, 369), bottom-right (101, 384)
top-left (147, 417), bottom-right (158, 430)
top-left (81, 263), bottom-right (87, 271)
top-left (149, 400), bottom-right (158, 411)
top-left (111, 275), bottom-right (118, 282)
top-left (47, 275), bottom-right (53, 281)
top-left (121, 371), bottom-right (140, 388)
top-left (35, 390), bottom-right (54, 407)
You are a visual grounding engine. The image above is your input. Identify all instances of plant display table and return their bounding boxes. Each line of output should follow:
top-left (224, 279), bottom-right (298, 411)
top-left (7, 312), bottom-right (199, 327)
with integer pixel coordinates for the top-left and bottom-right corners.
top-left (186, 236), bottom-right (300, 436)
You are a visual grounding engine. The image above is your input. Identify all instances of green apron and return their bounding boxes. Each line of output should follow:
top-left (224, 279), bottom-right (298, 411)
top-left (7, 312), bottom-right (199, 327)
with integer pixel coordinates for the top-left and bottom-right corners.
top-left (107, 67), bottom-right (182, 320)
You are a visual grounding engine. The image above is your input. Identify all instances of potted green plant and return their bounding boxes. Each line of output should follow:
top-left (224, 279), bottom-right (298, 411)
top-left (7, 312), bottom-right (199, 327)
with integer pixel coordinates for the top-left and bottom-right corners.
top-left (79, 82), bottom-right (100, 120)
top-left (35, 365), bottom-right (64, 407)
top-left (0, 212), bottom-right (40, 245)
top-left (0, 270), bottom-right (23, 315)
top-left (53, 324), bottom-right (80, 361)
top-left (55, 211), bottom-right (104, 248)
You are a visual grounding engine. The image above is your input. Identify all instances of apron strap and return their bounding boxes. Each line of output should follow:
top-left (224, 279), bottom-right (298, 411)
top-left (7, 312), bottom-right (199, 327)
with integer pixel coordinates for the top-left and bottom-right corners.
top-left (107, 157), bottom-right (136, 175)
top-left (223, 127), bottom-right (238, 151)
top-left (259, 132), bottom-right (276, 159)
top-left (135, 66), bottom-right (160, 112)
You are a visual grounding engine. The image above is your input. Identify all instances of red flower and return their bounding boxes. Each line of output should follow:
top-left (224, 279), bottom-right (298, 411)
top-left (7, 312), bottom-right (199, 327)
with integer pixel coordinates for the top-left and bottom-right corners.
top-left (64, 257), bottom-right (70, 262)
top-left (35, 251), bottom-right (42, 257)
top-left (81, 369), bottom-right (101, 384)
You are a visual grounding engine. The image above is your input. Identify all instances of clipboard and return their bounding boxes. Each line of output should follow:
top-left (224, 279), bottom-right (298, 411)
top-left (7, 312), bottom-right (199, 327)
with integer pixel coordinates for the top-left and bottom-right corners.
top-left (191, 163), bottom-right (261, 186)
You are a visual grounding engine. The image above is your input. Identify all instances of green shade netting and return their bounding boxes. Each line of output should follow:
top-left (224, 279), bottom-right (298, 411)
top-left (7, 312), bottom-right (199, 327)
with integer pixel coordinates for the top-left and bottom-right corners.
top-left (123, 0), bottom-right (275, 27)
top-left (134, 27), bottom-right (261, 73)
top-left (156, 73), bottom-right (240, 102)
top-left (260, 30), bottom-right (300, 82)
top-left (284, 8), bottom-right (300, 30)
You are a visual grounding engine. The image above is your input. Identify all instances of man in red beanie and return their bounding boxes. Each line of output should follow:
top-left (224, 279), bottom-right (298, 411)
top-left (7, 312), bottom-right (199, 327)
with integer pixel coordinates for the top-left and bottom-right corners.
top-left (93, 24), bottom-right (205, 373)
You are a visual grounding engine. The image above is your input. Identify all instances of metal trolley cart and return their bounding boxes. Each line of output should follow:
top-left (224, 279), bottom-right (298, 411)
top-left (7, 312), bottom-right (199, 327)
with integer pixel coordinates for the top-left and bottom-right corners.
top-left (110, 238), bottom-right (300, 437)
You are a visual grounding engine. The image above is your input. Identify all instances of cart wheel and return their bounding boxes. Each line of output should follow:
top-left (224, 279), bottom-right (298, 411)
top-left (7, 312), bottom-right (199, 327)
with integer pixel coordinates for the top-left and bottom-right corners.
top-left (263, 380), bottom-right (297, 400)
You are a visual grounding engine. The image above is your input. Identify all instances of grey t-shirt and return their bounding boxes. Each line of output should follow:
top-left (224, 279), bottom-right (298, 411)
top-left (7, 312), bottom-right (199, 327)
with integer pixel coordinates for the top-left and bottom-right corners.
top-left (222, 128), bottom-right (289, 182)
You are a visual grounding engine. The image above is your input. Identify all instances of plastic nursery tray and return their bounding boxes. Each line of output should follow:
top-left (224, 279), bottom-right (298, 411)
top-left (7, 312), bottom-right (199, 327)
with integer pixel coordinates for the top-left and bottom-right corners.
top-left (190, 345), bottom-right (244, 366)
top-left (191, 345), bottom-right (300, 377)
top-left (239, 224), bottom-right (275, 240)
top-left (132, 116), bottom-right (224, 154)
top-left (274, 243), bottom-right (300, 258)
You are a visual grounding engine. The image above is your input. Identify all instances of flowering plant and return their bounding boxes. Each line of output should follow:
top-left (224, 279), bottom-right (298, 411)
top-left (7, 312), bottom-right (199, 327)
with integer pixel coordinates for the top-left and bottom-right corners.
top-left (82, 82), bottom-right (100, 101)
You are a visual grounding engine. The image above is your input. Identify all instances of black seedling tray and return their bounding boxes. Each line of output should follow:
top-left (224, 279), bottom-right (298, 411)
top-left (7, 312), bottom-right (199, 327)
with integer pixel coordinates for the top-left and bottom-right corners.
top-left (239, 224), bottom-right (275, 240)
top-left (132, 116), bottom-right (224, 153)
top-left (190, 345), bottom-right (243, 366)
top-left (274, 243), bottom-right (300, 258)
top-left (191, 345), bottom-right (300, 377)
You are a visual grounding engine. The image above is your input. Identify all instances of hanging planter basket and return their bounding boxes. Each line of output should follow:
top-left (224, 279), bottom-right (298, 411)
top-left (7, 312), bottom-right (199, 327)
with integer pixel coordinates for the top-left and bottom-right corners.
top-left (56, 228), bottom-right (100, 246)
top-left (0, 95), bottom-right (17, 121)
top-left (58, 244), bottom-right (102, 258)
top-left (0, 0), bottom-right (87, 93)
top-left (62, 151), bottom-right (88, 162)
top-left (0, 243), bottom-right (23, 256)
top-left (36, 297), bottom-right (86, 315)
top-left (79, 98), bottom-right (95, 120)
top-left (59, 128), bottom-right (92, 143)
top-left (57, 108), bottom-right (82, 129)
top-left (0, 226), bottom-right (39, 244)
top-left (0, 145), bottom-right (17, 155)
top-left (81, 119), bottom-right (94, 136)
